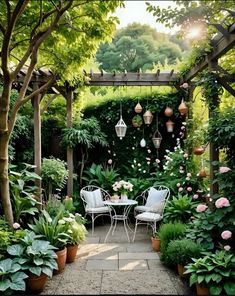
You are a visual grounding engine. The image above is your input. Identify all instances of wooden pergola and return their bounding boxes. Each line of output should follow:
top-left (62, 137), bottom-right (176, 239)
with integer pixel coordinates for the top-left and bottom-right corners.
top-left (5, 17), bottom-right (235, 202)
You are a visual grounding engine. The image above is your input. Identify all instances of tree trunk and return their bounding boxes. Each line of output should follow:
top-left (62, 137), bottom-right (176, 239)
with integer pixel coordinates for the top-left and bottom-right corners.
top-left (79, 146), bottom-right (85, 187)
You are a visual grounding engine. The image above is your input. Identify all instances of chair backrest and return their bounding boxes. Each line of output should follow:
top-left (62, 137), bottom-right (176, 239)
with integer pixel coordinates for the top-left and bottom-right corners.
top-left (80, 185), bottom-right (111, 209)
top-left (140, 185), bottom-right (170, 215)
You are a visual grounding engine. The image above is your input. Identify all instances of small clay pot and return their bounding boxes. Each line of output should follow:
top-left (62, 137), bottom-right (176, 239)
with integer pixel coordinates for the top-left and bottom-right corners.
top-left (151, 237), bottom-right (160, 251)
top-left (66, 244), bottom-right (79, 263)
top-left (178, 99), bottom-right (188, 116)
top-left (54, 247), bottom-right (67, 275)
top-left (134, 102), bottom-right (142, 113)
top-left (196, 283), bottom-right (209, 296)
top-left (193, 147), bottom-right (205, 155)
top-left (199, 168), bottom-right (207, 177)
top-left (177, 264), bottom-right (185, 277)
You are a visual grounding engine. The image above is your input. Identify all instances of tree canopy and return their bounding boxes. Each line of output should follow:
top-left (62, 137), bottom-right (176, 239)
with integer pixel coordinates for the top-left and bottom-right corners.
top-left (96, 23), bottom-right (186, 72)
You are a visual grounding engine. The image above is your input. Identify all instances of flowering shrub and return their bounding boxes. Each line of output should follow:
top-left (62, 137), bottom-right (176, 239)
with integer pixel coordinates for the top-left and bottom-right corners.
top-left (112, 180), bottom-right (133, 195)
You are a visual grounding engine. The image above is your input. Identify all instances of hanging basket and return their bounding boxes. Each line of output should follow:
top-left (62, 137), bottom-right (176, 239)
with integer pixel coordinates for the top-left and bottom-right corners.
top-left (132, 115), bottom-right (143, 128)
top-left (164, 107), bottom-right (173, 117)
top-left (152, 130), bottom-right (162, 149)
top-left (178, 99), bottom-right (188, 116)
top-left (134, 102), bottom-right (143, 113)
top-left (143, 110), bottom-right (153, 125)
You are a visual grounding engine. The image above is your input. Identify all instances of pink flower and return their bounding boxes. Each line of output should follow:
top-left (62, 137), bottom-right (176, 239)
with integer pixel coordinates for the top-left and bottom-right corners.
top-left (187, 187), bottom-right (192, 192)
top-left (219, 167), bottom-right (231, 173)
top-left (196, 204), bottom-right (208, 213)
top-left (176, 183), bottom-right (181, 187)
top-left (108, 159), bottom-right (112, 165)
top-left (215, 197), bottom-right (230, 208)
top-left (178, 187), bottom-right (183, 192)
top-left (181, 126), bottom-right (186, 130)
top-left (224, 245), bottom-right (231, 251)
top-left (193, 194), bottom-right (199, 200)
top-left (13, 223), bottom-right (20, 229)
top-left (186, 177), bottom-right (190, 181)
top-left (221, 230), bottom-right (232, 240)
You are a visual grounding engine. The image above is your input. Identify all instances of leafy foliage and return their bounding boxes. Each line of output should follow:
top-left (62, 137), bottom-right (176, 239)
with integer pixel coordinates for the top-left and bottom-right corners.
top-left (0, 258), bottom-right (28, 294)
top-left (96, 23), bottom-right (184, 72)
top-left (158, 223), bottom-right (186, 262)
top-left (184, 251), bottom-right (235, 295)
top-left (164, 194), bottom-right (197, 224)
top-left (7, 231), bottom-right (58, 278)
top-left (165, 239), bottom-right (201, 266)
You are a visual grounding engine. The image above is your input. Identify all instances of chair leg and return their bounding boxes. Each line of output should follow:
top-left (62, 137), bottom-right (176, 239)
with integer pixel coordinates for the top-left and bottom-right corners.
top-left (91, 213), bottom-right (94, 236)
top-left (132, 219), bottom-right (138, 242)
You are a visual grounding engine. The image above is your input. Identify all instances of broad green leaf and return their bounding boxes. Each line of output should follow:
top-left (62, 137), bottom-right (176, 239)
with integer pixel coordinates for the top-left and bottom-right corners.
top-left (7, 244), bottom-right (24, 256)
top-left (29, 266), bottom-right (41, 276)
top-left (10, 281), bottom-right (26, 291)
top-left (0, 279), bottom-right (11, 291)
top-left (224, 282), bottom-right (235, 295)
top-left (210, 285), bottom-right (222, 295)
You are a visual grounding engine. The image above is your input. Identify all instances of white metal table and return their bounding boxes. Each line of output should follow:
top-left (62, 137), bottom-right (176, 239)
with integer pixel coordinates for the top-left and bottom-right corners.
top-left (103, 199), bottom-right (138, 243)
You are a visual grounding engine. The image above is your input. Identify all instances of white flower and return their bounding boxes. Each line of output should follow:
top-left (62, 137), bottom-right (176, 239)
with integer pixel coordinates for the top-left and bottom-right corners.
top-left (182, 122), bottom-right (187, 126)
top-left (131, 164), bottom-right (134, 168)
top-left (63, 217), bottom-right (73, 222)
top-left (147, 161), bottom-right (150, 165)
top-left (13, 223), bottom-right (20, 229)
top-left (134, 159), bottom-right (137, 164)
top-left (155, 159), bottom-right (160, 164)
top-left (58, 219), bottom-right (65, 225)
top-left (69, 213), bottom-right (75, 218)
top-left (187, 173), bottom-right (191, 177)
top-left (143, 170), bottom-right (146, 173)
top-left (75, 213), bottom-right (82, 217)
top-left (138, 163), bottom-right (141, 167)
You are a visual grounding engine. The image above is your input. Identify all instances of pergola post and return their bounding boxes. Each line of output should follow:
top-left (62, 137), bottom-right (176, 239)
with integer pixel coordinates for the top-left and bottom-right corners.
top-left (66, 88), bottom-right (73, 197)
top-left (209, 97), bottom-right (220, 197)
top-left (33, 82), bottom-right (42, 208)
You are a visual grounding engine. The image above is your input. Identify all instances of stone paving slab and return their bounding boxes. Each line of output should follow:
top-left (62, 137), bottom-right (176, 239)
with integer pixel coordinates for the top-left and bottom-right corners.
top-left (119, 252), bottom-right (159, 260)
top-left (101, 270), bottom-right (178, 295)
top-left (86, 259), bottom-right (119, 270)
top-left (83, 251), bottom-right (118, 260)
top-left (119, 259), bottom-right (148, 270)
top-left (147, 259), bottom-right (167, 270)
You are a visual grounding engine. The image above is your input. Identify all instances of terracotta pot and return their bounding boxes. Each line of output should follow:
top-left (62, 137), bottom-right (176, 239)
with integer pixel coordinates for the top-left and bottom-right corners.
top-left (178, 99), bottom-right (188, 116)
top-left (66, 244), bottom-right (79, 263)
top-left (193, 147), bottom-right (205, 155)
top-left (177, 264), bottom-right (185, 277)
top-left (54, 247), bottom-right (67, 275)
top-left (164, 106), bottom-right (173, 117)
top-left (26, 272), bottom-right (48, 293)
top-left (196, 283), bottom-right (209, 296)
top-left (151, 237), bottom-right (160, 251)
top-left (199, 168), bottom-right (207, 177)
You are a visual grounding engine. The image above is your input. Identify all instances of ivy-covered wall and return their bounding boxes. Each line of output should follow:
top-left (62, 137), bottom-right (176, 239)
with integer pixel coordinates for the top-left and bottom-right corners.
top-left (82, 92), bottom-right (186, 177)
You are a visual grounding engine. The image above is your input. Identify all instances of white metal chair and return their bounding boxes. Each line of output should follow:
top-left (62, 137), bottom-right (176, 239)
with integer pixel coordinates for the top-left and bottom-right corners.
top-left (132, 185), bottom-right (170, 242)
top-left (80, 185), bottom-right (112, 235)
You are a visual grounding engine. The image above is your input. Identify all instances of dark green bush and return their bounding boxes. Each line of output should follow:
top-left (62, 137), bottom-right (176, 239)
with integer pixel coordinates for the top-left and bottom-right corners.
top-left (165, 239), bottom-right (201, 266)
top-left (158, 223), bottom-right (186, 262)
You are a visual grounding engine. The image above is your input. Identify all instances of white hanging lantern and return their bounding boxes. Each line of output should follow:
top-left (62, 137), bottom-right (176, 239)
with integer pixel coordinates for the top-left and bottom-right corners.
top-left (143, 110), bottom-right (153, 125)
top-left (152, 130), bottom-right (162, 149)
top-left (152, 114), bottom-right (162, 149)
top-left (115, 101), bottom-right (127, 139)
top-left (166, 119), bottom-right (175, 132)
top-left (140, 138), bottom-right (146, 147)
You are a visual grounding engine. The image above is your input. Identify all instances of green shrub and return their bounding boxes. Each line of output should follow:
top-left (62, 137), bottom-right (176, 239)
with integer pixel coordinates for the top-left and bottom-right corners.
top-left (158, 223), bottom-right (186, 262)
top-left (164, 194), bottom-right (196, 224)
top-left (165, 239), bottom-right (201, 266)
top-left (41, 157), bottom-right (68, 199)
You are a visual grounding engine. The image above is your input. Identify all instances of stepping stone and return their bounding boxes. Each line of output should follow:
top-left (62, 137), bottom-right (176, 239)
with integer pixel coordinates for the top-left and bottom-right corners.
top-left (119, 252), bottom-right (159, 260)
top-left (86, 259), bottom-right (118, 270)
top-left (119, 259), bottom-right (148, 270)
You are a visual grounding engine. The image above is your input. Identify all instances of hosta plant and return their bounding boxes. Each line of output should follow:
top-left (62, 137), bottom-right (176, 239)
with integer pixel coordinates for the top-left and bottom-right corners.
top-left (184, 250), bottom-right (235, 295)
top-left (7, 231), bottom-right (58, 278)
top-left (0, 258), bottom-right (28, 294)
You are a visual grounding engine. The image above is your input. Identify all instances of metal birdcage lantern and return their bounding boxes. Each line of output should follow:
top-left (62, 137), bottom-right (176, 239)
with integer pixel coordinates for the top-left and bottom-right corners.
top-left (152, 114), bottom-right (162, 149)
top-left (115, 102), bottom-right (127, 139)
top-left (143, 110), bottom-right (153, 125)
top-left (166, 119), bottom-right (175, 132)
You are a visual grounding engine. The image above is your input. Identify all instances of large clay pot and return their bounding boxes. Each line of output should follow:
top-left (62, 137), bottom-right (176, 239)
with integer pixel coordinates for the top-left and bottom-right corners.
top-left (151, 237), bottom-right (160, 251)
top-left (196, 283), bottom-right (209, 296)
top-left (177, 264), bottom-right (185, 277)
top-left (54, 247), bottom-right (67, 275)
top-left (26, 272), bottom-right (48, 293)
top-left (193, 147), bottom-right (205, 155)
top-left (66, 244), bottom-right (79, 263)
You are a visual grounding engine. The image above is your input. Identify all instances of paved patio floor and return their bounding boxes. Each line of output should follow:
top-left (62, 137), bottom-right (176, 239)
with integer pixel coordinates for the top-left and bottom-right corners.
top-left (42, 223), bottom-right (193, 295)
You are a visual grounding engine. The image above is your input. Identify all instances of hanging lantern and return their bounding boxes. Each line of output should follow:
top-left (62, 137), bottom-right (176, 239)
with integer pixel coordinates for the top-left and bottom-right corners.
top-left (164, 107), bottom-right (173, 117)
top-left (140, 138), bottom-right (146, 147)
top-left (134, 102), bottom-right (142, 113)
top-left (143, 110), bottom-right (153, 125)
top-left (178, 99), bottom-right (188, 116)
top-left (199, 168), bottom-right (207, 177)
top-left (115, 117), bottom-right (127, 140)
top-left (152, 130), bottom-right (162, 149)
top-left (193, 147), bottom-right (205, 155)
top-left (115, 101), bottom-right (127, 140)
top-left (166, 120), bottom-right (175, 132)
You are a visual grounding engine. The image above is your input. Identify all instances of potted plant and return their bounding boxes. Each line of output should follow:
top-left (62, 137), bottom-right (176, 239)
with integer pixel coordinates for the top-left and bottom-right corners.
top-left (7, 231), bottom-right (58, 293)
top-left (165, 239), bottom-right (201, 277)
top-left (132, 115), bottom-right (143, 128)
top-left (0, 258), bottom-right (28, 294)
top-left (151, 231), bottom-right (160, 251)
top-left (184, 250), bottom-right (235, 295)
top-left (112, 180), bottom-right (134, 200)
top-left (29, 210), bottom-right (70, 274)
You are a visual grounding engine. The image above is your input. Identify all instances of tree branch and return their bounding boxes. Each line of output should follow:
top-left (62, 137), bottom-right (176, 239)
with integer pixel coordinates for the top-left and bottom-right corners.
top-left (8, 75), bottom-right (55, 134)
top-left (0, 23), bottom-right (5, 35)
top-left (4, 0), bottom-right (11, 22)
